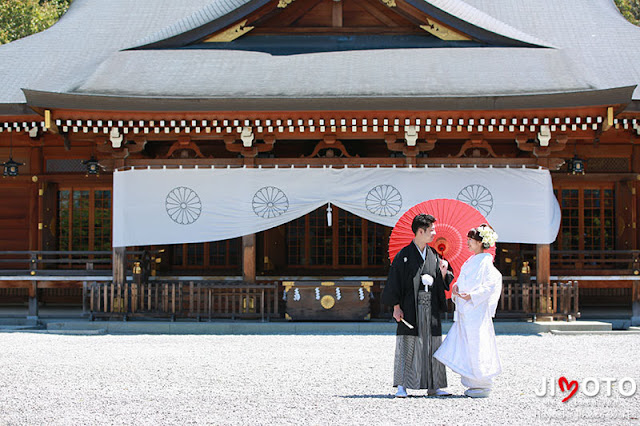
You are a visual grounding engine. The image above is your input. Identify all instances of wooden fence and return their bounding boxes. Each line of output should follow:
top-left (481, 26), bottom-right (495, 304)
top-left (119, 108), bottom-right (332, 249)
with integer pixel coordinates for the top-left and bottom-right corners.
top-left (87, 281), bottom-right (278, 321)
top-left (375, 279), bottom-right (579, 320)
top-left (499, 280), bottom-right (579, 320)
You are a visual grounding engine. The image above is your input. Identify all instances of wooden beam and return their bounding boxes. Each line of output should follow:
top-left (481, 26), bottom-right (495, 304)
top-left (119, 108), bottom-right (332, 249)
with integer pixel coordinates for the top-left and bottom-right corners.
top-left (264, 0), bottom-right (325, 27)
top-left (252, 26), bottom-right (421, 34)
top-left (551, 172), bottom-right (639, 183)
top-left (357, 0), bottom-right (403, 27)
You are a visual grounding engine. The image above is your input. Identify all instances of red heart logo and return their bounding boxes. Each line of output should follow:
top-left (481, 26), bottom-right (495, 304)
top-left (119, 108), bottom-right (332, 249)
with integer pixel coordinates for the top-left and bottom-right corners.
top-left (558, 376), bottom-right (579, 402)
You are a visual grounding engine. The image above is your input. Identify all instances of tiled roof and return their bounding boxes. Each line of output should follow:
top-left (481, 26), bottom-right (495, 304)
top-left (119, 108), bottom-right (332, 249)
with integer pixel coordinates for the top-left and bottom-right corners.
top-left (1, 0), bottom-right (639, 113)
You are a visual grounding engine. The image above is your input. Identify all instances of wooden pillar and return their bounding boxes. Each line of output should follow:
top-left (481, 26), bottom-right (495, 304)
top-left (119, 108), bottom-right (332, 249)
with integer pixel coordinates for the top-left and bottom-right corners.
top-left (332, 0), bottom-right (342, 27)
top-left (633, 282), bottom-right (640, 326)
top-left (536, 244), bottom-right (550, 285)
top-left (112, 157), bottom-right (126, 286)
top-left (113, 247), bottom-right (126, 285)
top-left (615, 180), bottom-right (636, 250)
top-left (243, 234), bottom-right (256, 283)
top-left (633, 145), bottom-right (640, 251)
top-left (27, 282), bottom-right (38, 320)
top-left (536, 243), bottom-right (552, 317)
top-left (30, 145), bottom-right (43, 251)
top-left (28, 179), bottom-right (38, 315)
top-left (242, 154), bottom-right (256, 283)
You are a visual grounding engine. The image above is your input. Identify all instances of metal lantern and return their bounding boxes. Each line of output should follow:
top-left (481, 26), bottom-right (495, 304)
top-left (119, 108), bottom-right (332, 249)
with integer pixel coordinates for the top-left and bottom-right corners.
top-left (83, 156), bottom-right (100, 176)
top-left (569, 155), bottom-right (585, 175)
top-left (2, 158), bottom-right (24, 177)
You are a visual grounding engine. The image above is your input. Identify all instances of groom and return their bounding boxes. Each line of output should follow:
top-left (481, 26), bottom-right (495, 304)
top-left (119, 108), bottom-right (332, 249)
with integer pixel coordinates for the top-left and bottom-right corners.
top-left (382, 213), bottom-right (454, 397)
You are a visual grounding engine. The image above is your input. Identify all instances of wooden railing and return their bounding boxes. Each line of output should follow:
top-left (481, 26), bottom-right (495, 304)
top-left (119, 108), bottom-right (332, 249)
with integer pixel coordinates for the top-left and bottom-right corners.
top-left (376, 278), bottom-right (579, 321)
top-left (519, 250), bottom-right (640, 275)
top-left (87, 281), bottom-right (279, 321)
top-left (499, 280), bottom-right (579, 320)
top-left (0, 250), bottom-right (159, 278)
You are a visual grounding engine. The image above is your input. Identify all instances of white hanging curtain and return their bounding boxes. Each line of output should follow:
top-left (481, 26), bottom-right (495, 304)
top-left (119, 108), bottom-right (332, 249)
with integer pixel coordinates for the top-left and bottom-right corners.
top-left (112, 166), bottom-right (560, 247)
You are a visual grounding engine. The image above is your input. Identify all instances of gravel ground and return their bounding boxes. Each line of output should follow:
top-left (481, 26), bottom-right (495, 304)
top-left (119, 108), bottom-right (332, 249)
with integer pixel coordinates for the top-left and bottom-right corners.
top-left (0, 333), bottom-right (638, 426)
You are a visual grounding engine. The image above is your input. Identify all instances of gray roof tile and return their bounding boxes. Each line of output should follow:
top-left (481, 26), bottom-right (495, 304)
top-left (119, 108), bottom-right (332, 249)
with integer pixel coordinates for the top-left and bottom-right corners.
top-left (1, 0), bottom-right (640, 112)
top-left (424, 0), bottom-right (553, 47)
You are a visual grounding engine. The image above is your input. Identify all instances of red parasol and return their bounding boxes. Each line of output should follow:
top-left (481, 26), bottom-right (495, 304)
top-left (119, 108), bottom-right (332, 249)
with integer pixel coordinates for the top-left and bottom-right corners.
top-left (388, 198), bottom-right (496, 298)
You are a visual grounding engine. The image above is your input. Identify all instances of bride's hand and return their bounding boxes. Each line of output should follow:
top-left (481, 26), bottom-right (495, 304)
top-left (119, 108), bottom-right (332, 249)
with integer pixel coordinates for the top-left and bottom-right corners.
top-left (458, 292), bottom-right (471, 301)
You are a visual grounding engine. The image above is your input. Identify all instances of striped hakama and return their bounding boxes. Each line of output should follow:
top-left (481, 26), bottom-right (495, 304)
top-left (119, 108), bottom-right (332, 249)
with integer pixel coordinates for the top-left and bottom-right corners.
top-left (393, 290), bottom-right (447, 390)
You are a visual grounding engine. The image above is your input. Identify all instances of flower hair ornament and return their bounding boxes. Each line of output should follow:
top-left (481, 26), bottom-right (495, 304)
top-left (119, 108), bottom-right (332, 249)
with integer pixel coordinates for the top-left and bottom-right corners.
top-left (477, 224), bottom-right (498, 249)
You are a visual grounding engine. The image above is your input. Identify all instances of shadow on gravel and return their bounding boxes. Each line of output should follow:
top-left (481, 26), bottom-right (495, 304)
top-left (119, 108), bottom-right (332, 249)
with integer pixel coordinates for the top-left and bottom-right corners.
top-left (340, 394), bottom-right (468, 399)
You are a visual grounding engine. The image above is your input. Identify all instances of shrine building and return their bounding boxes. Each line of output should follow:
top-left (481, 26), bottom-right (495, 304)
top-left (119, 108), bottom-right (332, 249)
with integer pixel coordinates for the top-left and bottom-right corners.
top-left (1, 0), bottom-right (639, 322)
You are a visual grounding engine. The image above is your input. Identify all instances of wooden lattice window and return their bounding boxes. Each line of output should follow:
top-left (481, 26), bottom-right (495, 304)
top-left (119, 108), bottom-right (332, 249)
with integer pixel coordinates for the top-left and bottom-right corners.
top-left (338, 209), bottom-right (362, 265)
top-left (309, 208), bottom-right (332, 265)
top-left (554, 185), bottom-right (615, 251)
top-left (171, 238), bottom-right (241, 270)
top-left (285, 206), bottom-right (391, 269)
top-left (286, 216), bottom-right (305, 265)
top-left (58, 188), bottom-right (111, 251)
top-left (367, 221), bottom-right (388, 266)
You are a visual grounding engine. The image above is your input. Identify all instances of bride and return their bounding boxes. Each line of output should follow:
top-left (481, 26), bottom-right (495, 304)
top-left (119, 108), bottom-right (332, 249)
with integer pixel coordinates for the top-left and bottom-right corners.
top-left (434, 224), bottom-right (502, 398)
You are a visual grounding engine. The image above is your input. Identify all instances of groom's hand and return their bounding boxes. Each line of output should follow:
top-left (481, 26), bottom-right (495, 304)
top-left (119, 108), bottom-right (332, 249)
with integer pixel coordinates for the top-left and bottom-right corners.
top-left (439, 259), bottom-right (449, 277)
top-left (393, 305), bottom-right (404, 322)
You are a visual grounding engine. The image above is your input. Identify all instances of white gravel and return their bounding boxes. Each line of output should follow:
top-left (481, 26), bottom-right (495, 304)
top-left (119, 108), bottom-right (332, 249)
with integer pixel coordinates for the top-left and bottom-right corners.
top-left (0, 333), bottom-right (639, 425)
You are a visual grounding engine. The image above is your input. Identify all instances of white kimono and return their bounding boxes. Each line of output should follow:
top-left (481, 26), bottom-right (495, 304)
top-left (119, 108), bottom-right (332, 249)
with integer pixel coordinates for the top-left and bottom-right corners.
top-left (434, 252), bottom-right (502, 389)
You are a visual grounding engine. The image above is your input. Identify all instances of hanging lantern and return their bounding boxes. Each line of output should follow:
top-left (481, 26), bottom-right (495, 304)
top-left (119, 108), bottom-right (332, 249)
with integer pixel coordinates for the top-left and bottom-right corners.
top-left (2, 158), bottom-right (24, 177)
top-left (569, 155), bottom-right (585, 175)
top-left (83, 156), bottom-right (101, 176)
top-left (3, 134), bottom-right (23, 177)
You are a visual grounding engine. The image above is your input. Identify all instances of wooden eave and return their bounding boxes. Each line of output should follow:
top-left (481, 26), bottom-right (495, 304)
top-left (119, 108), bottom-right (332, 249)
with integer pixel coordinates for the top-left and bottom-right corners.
top-left (22, 86), bottom-right (636, 113)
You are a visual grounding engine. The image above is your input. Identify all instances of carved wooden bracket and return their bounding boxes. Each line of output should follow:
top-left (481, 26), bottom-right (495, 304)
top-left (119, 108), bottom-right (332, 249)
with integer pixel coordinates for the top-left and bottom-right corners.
top-left (165, 136), bottom-right (204, 159)
top-left (204, 19), bottom-right (253, 42)
top-left (278, 0), bottom-right (296, 8)
top-left (385, 134), bottom-right (436, 157)
top-left (95, 136), bottom-right (144, 159)
top-left (420, 22), bottom-right (470, 41)
top-left (224, 134), bottom-right (276, 158)
top-left (126, 137), bottom-right (147, 154)
top-left (535, 158), bottom-right (567, 170)
top-left (515, 134), bottom-right (568, 158)
top-left (454, 138), bottom-right (500, 158)
top-left (304, 135), bottom-right (356, 158)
